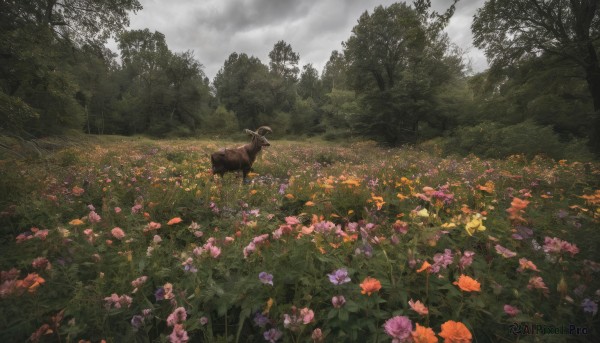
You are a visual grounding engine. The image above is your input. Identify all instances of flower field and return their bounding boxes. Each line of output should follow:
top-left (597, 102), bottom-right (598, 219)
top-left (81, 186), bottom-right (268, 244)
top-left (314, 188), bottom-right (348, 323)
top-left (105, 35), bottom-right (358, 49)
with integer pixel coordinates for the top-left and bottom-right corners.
top-left (0, 137), bottom-right (599, 342)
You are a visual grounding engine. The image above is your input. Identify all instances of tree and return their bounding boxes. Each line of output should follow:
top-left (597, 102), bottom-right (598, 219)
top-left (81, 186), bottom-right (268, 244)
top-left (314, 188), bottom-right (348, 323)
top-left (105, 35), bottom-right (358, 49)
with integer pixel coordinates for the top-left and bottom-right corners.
top-left (0, 0), bottom-right (141, 137)
top-left (268, 40), bottom-right (300, 82)
top-left (2, 0), bottom-right (142, 46)
top-left (321, 50), bottom-right (349, 91)
top-left (214, 52), bottom-right (275, 129)
top-left (343, 2), bottom-right (462, 145)
top-left (116, 30), bottom-right (211, 136)
top-left (472, 0), bottom-right (600, 153)
top-left (298, 64), bottom-right (322, 101)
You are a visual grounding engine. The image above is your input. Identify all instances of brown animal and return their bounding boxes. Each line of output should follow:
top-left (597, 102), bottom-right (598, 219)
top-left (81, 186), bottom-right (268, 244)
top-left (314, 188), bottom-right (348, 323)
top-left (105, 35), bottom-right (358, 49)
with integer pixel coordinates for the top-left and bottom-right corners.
top-left (210, 126), bottom-right (272, 181)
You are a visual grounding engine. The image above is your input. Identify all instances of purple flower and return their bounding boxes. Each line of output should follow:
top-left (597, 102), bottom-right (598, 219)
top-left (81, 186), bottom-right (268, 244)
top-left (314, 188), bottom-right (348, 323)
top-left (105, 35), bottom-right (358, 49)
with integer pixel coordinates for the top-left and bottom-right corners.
top-left (278, 183), bottom-right (288, 195)
top-left (331, 295), bottom-right (346, 308)
top-left (253, 312), bottom-right (270, 328)
top-left (328, 268), bottom-right (351, 285)
top-left (259, 272), bottom-right (274, 286)
top-left (263, 328), bottom-right (283, 342)
top-left (131, 315), bottom-right (144, 330)
top-left (431, 248), bottom-right (453, 273)
top-left (383, 316), bottom-right (413, 342)
top-left (582, 298), bottom-right (598, 316)
top-left (154, 287), bottom-right (165, 301)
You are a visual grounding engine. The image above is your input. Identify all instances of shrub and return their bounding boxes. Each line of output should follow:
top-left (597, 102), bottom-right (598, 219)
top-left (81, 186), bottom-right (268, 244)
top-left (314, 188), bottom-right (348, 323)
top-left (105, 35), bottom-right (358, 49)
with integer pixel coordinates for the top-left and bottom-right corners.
top-left (443, 120), bottom-right (594, 160)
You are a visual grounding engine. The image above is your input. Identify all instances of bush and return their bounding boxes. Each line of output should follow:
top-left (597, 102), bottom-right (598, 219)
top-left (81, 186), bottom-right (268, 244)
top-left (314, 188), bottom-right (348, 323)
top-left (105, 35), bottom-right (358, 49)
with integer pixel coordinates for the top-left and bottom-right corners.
top-left (443, 120), bottom-right (595, 160)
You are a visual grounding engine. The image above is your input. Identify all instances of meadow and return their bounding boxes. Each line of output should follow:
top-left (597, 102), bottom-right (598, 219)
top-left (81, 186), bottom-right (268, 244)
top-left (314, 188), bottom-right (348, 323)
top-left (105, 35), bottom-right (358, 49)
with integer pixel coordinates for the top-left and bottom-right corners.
top-left (0, 136), bottom-right (599, 343)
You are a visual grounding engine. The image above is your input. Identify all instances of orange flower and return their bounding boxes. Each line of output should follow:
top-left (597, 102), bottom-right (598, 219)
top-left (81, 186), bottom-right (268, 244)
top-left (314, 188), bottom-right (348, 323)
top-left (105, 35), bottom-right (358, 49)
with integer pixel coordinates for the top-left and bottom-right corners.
top-left (453, 275), bottom-right (481, 292)
top-left (417, 261), bottom-right (432, 273)
top-left (167, 217), bottom-right (183, 225)
top-left (412, 323), bottom-right (439, 343)
top-left (69, 219), bottom-right (85, 226)
top-left (510, 197), bottom-right (529, 210)
top-left (360, 276), bottom-right (382, 296)
top-left (439, 320), bottom-right (472, 343)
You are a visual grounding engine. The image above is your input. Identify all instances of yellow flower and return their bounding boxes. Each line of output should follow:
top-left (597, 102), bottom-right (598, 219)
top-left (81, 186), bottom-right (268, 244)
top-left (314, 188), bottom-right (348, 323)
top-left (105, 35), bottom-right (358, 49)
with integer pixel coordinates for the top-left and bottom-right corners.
top-left (417, 208), bottom-right (429, 218)
top-left (371, 194), bottom-right (385, 210)
top-left (465, 214), bottom-right (486, 236)
top-left (341, 178), bottom-right (361, 187)
top-left (263, 298), bottom-right (274, 314)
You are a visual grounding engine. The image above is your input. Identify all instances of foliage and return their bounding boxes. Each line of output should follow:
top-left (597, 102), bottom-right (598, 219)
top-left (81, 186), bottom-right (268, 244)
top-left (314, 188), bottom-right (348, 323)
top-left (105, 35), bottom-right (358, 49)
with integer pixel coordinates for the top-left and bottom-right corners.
top-left (269, 41), bottom-right (300, 83)
top-left (443, 121), bottom-right (595, 160)
top-left (0, 137), bottom-right (599, 342)
top-left (472, 0), bottom-right (600, 153)
top-left (343, 2), bottom-right (463, 145)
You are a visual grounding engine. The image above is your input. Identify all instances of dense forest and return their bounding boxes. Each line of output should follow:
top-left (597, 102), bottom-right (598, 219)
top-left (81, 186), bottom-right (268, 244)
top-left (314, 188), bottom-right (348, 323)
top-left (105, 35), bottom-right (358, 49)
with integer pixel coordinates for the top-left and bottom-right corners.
top-left (1, 0), bottom-right (599, 159)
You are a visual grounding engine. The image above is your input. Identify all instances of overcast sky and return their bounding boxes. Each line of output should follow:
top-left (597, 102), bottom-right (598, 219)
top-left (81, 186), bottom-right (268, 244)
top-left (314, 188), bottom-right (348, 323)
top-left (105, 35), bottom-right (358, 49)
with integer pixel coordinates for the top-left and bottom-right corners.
top-left (114, 0), bottom-right (488, 80)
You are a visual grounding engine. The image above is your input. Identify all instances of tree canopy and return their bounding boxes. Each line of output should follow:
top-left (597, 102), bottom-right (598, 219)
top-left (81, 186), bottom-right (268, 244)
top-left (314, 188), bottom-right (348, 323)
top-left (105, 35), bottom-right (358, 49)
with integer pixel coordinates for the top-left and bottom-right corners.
top-left (473, 0), bottom-right (600, 152)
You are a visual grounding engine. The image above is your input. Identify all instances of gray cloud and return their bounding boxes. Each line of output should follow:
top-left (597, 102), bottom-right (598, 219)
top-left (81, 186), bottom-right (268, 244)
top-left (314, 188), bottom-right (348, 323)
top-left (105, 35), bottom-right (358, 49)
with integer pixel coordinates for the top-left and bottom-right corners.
top-left (121, 0), bottom-right (488, 80)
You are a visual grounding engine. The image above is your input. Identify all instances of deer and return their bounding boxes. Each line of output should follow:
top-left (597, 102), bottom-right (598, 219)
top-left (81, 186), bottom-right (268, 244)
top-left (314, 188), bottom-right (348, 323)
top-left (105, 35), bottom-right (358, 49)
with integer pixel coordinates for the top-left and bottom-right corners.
top-left (210, 126), bottom-right (272, 182)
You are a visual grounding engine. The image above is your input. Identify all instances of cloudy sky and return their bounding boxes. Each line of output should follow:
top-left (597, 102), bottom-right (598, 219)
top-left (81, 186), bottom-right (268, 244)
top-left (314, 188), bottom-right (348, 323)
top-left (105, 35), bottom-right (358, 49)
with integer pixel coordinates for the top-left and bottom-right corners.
top-left (115, 0), bottom-right (488, 80)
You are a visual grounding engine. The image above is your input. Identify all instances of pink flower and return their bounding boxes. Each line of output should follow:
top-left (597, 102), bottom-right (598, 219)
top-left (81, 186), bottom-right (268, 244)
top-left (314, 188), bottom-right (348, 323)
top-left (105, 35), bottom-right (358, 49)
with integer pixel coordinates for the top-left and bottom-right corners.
top-left (504, 305), bottom-right (520, 316)
top-left (111, 227), bottom-right (125, 240)
top-left (311, 328), bottom-right (324, 342)
top-left (527, 276), bottom-right (549, 296)
top-left (88, 211), bottom-right (101, 223)
top-left (332, 295), bottom-right (346, 308)
top-left (131, 204), bottom-right (143, 214)
top-left (383, 316), bottom-right (413, 343)
top-left (144, 222), bottom-right (161, 232)
top-left (517, 258), bottom-right (540, 272)
top-left (167, 307), bottom-right (187, 327)
top-left (34, 229), bottom-right (49, 240)
top-left (543, 237), bottom-right (579, 256)
top-left (243, 242), bottom-right (256, 258)
top-left (459, 251), bottom-right (475, 268)
top-left (208, 246), bottom-right (221, 258)
top-left (495, 244), bottom-right (517, 258)
top-left (114, 207), bottom-right (122, 214)
top-left (131, 276), bottom-right (148, 289)
top-left (104, 294), bottom-right (132, 309)
top-left (285, 216), bottom-right (301, 225)
top-left (168, 324), bottom-right (189, 343)
top-left (300, 307), bottom-right (314, 324)
top-left (32, 257), bottom-right (51, 271)
top-left (408, 299), bottom-right (428, 316)
top-left (283, 306), bottom-right (313, 332)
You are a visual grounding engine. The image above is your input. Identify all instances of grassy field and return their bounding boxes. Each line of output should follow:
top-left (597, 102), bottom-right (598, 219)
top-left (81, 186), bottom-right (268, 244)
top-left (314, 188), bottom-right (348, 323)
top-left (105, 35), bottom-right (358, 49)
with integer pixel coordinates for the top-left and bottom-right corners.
top-left (0, 136), bottom-right (599, 342)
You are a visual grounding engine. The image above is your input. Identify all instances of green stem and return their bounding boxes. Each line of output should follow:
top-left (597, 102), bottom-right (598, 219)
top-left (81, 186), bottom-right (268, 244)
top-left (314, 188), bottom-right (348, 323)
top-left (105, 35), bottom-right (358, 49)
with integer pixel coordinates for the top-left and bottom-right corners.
top-left (234, 312), bottom-right (246, 343)
top-left (382, 248), bottom-right (395, 287)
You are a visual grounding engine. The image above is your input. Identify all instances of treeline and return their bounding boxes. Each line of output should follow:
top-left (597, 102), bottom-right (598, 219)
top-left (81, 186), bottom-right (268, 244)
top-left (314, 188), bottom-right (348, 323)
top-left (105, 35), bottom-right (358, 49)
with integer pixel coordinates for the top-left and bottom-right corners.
top-left (1, 0), bottom-right (598, 159)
